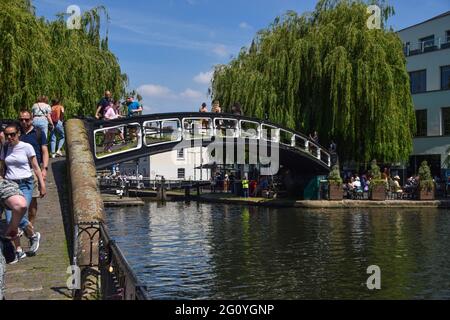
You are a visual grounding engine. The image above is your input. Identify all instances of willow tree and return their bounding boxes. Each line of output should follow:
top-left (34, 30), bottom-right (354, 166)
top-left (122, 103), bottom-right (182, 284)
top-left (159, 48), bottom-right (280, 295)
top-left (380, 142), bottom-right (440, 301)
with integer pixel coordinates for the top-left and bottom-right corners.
top-left (0, 0), bottom-right (128, 119)
top-left (211, 0), bottom-right (415, 164)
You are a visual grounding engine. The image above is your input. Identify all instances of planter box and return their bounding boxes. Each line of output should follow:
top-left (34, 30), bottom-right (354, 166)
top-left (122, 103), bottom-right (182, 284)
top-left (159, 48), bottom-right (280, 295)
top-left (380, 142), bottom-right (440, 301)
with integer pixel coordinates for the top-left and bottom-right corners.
top-left (370, 185), bottom-right (386, 201)
top-left (329, 183), bottom-right (343, 200)
top-left (418, 189), bottom-right (435, 200)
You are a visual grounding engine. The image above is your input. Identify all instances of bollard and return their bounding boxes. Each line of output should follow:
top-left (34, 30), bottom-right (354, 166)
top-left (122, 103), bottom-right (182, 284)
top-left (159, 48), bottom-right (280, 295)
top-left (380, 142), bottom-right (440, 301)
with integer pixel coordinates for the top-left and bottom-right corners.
top-left (185, 186), bottom-right (191, 198)
top-left (158, 177), bottom-right (167, 201)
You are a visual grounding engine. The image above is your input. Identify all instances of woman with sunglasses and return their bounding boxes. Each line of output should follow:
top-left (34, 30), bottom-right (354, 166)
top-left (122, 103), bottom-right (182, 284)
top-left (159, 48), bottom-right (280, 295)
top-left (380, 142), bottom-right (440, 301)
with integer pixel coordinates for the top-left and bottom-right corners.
top-left (0, 124), bottom-right (46, 262)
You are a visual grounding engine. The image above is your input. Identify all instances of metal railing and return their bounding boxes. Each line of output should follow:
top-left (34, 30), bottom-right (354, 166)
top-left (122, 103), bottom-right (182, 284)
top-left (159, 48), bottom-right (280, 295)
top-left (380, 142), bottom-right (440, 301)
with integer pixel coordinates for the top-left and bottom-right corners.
top-left (86, 112), bottom-right (332, 171)
top-left (73, 222), bottom-right (148, 300)
top-left (404, 37), bottom-right (450, 56)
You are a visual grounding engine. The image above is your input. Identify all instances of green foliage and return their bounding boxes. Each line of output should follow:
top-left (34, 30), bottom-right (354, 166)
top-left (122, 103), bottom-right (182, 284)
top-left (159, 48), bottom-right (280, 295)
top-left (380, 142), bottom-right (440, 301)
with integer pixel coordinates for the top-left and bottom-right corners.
top-left (369, 160), bottom-right (381, 179)
top-left (0, 0), bottom-right (128, 119)
top-left (418, 161), bottom-right (432, 181)
top-left (418, 161), bottom-right (434, 191)
top-left (328, 165), bottom-right (342, 184)
top-left (211, 0), bottom-right (415, 164)
top-left (368, 159), bottom-right (386, 191)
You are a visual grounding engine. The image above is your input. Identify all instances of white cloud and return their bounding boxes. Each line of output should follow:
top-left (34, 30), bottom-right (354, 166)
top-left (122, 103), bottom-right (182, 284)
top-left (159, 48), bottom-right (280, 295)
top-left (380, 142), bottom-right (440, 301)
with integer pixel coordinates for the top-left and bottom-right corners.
top-left (180, 89), bottom-right (204, 99)
top-left (213, 44), bottom-right (228, 57)
top-left (138, 83), bottom-right (205, 108)
top-left (137, 84), bottom-right (174, 98)
top-left (194, 71), bottom-right (214, 84)
top-left (239, 22), bottom-right (251, 29)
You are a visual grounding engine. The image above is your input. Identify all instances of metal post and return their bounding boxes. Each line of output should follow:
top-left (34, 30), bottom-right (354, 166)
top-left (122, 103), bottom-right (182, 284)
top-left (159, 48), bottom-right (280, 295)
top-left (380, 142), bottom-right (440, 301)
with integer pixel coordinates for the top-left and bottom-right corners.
top-left (200, 147), bottom-right (203, 181)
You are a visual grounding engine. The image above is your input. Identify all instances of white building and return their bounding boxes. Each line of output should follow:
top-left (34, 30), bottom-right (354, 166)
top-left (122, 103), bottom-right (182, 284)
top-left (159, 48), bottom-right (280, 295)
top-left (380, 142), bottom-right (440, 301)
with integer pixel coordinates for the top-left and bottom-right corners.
top-left (149, 147), bottom-right (211, 181)
top-left (397, 11), bottom-right (450, 176)
top-left (117, 147), bottom-right (211, 181)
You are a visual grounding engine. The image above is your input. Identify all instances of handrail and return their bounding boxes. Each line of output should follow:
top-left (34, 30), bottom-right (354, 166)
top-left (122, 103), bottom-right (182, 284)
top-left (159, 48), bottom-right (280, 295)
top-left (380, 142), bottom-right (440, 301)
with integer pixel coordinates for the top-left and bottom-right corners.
top-left (85, 112), bottom-right (332, 170)
top-left (73, 221), bottom-right (148, 300)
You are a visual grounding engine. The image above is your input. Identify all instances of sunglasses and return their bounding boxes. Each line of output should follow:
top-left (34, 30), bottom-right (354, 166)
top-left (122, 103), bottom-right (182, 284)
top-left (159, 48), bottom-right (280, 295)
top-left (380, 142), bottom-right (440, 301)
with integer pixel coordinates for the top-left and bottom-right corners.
top-left (5, 132), bottom-right (18, 138)
top-left (19, 118), bottom-right (32, 122)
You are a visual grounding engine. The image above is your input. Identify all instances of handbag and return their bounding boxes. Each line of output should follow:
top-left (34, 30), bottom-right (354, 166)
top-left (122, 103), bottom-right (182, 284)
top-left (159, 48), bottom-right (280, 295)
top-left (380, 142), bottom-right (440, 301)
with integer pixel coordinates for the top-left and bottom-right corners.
top-left (0, 236), bottom-right (16, 264)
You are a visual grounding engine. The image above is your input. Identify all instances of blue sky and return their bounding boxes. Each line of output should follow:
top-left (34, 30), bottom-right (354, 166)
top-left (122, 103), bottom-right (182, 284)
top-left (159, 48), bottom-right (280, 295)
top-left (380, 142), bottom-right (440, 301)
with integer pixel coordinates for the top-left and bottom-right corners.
top-left (34, 0), bottom-right (450, 114)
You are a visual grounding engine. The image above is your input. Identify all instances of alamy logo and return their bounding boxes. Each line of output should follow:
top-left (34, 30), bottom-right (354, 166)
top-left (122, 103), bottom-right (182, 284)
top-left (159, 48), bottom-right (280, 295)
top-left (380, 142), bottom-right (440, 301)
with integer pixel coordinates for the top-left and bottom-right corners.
top-left (172, 128), bottom-right (280, 176)
top-left (66, 265), bottom-right (81, 290)
top-left (67, 5), bottom-right (82, 30)
top-left (366, 5), bottom-right (381, 30)
top-left (366, 265), bottom-right (381, 290)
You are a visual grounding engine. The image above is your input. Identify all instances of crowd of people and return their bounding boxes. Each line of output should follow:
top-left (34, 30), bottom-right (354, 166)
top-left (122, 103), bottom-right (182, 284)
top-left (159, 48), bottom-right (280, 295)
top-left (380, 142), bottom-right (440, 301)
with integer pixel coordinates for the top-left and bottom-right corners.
top-left (0, 95), bottom-right (68, 298)
top-left (341, 168), bottom-right (426, 200)
top-left (198, 100), bottom-right (243, 116)
top-left (210, 172), bottom-right (272, 198)
top-left (95, 90), bottom-right (143, 153)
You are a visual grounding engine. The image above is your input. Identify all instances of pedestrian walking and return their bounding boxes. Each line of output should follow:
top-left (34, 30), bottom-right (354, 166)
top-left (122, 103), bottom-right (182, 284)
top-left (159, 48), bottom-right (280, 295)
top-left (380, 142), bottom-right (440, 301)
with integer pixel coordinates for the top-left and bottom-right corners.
top-left (49, 99), bottom-right (65, 158)
top-left (0, 124), bottom-right (45, 262)
top-left (19, 110), bottom-right (49, 226)
top-left (31, 96), bottom-right (53, 139)
top-left (0, 178), bottom-right (28, 299)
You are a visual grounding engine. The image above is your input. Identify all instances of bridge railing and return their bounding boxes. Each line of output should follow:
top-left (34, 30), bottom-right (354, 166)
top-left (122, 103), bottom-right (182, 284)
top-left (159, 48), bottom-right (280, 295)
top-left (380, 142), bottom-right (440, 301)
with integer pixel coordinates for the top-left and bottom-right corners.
top-left (73, 222), bottom-right (148, 300)
top-left (86, 112), bottom-right (331, 170)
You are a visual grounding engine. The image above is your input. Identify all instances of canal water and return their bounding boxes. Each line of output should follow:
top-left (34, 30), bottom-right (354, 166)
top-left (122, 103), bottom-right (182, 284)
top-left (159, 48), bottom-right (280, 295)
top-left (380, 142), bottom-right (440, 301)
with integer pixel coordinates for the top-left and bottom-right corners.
top-left (105, 202), bottom-right (450, 300)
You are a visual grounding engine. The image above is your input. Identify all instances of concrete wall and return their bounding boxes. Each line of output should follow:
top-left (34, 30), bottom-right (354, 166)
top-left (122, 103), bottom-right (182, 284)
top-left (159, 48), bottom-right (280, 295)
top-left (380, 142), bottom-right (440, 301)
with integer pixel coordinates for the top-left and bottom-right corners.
top-left (413, 90), bottom-right (450, 137)
top-left (65, 119), bottom-right (104, 300)
top-left (405, 49), bottom-right (450, 93)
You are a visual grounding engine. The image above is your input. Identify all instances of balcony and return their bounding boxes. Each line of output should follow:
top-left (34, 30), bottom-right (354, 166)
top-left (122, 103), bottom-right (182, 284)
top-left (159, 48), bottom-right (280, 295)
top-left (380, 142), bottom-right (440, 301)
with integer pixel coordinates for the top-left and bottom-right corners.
top-left (404, 37), bottom-right (450, 57)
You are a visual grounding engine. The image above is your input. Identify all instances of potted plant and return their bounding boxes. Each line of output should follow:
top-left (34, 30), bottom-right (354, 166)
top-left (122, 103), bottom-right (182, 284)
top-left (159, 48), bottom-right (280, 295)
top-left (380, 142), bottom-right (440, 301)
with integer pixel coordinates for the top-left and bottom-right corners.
top-left (369, 160), bottom-right (386, 201)
top-left (328, 165), bottom-right (343, 200)
top-left (417, 161), bottom-right (435, 200)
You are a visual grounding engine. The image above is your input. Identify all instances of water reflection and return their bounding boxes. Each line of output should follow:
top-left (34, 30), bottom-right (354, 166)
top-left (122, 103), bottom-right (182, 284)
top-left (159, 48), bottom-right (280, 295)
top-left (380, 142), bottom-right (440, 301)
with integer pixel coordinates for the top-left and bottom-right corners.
top-left (105, 203), bottom-right (450, 300)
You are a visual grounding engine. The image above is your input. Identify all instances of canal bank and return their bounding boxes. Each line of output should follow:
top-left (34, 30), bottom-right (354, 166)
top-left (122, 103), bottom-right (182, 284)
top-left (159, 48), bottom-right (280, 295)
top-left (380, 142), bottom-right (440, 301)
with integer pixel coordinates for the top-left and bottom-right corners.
top-left (194, 193), bottom-right (450, 209)
top-left (101, 191), bottom-right (450, 209)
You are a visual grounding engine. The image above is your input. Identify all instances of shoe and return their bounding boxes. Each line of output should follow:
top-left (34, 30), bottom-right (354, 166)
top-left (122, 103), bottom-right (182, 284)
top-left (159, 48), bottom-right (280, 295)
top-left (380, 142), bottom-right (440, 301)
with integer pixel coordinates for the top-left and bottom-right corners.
top-left (28, 232), bottom-right (41, 254)
top-left (9, 250), bottom-right (27, 264)
top-left (56, 150), bottom-right (63, 157)
top-left (51, 154), bottom-right (56, 159)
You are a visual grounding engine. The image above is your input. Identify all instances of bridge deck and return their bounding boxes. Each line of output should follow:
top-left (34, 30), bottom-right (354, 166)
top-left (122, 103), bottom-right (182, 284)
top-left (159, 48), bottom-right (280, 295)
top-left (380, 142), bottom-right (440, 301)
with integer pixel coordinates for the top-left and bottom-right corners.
top-left (1, 159), bottom-right (72, 300)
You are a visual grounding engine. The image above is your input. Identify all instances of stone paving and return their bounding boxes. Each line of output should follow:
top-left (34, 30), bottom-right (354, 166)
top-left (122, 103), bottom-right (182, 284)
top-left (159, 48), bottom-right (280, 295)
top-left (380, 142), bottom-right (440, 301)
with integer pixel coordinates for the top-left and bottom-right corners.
top-left (0, 159), bottom-right (72, 300)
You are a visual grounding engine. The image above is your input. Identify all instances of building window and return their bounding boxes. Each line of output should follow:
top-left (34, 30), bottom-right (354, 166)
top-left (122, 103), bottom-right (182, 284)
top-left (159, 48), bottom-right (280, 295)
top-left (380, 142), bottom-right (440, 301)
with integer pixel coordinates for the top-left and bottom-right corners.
top-left (443, 107), bottom-right (450, 136)
top-left (441, 66), bottom-right (450, 90)
top-left (420, 35), bottom-right (435, 50)
top-left (447, 30), bottom-right (450, 43)
top-left (409, 70), bottom-right (427, 94)
top-left (177, 148), bottom-right (185, 159)
top-left (415, 110), bottom-right (427, 137)
top-left (178, 168), bottom-right (185, 179)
